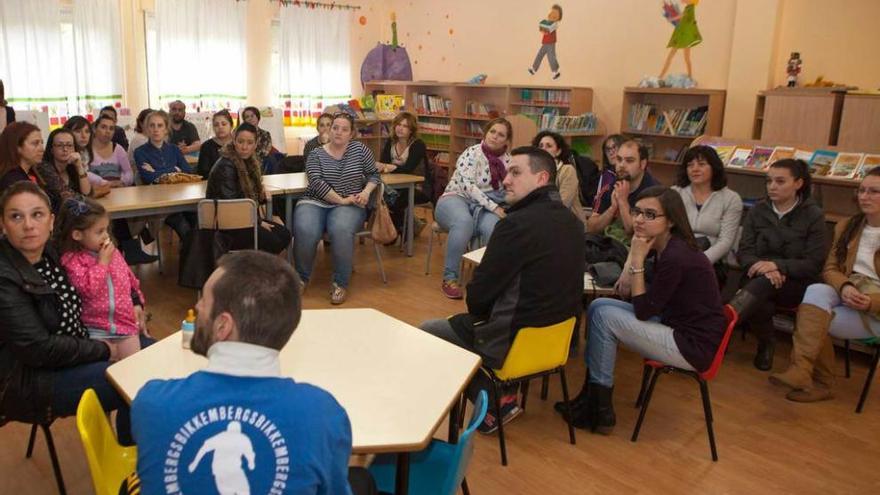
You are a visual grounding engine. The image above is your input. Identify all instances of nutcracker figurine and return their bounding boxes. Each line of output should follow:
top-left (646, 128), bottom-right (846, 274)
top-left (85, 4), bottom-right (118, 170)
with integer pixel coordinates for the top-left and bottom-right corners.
top-left (786, 52), bottom-right (802, 88)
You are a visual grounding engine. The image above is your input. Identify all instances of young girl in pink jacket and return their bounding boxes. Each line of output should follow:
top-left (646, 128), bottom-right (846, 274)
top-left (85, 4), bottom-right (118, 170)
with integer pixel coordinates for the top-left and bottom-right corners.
top-left (57, 198), bottom-right (147, 359)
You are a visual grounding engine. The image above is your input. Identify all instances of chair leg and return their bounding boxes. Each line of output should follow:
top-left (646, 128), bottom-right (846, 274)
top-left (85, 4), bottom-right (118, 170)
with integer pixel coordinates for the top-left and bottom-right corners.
top-left (520, 380), bottom-right (530, 411)
top-left (41, 424), bottom-right (67, 495)
top-left (540, 375), bottom-right (550, 400)
top-left (844, 340), bottom-right (851, 379)
top-left (698, 380), bottom-right (718, 461)
top-left (559, 368), bottom-right (576, 445)
top-left (635, 364), bottom-right (653, 408)
top-left (631, 369), bottom-right (662, 442)
top-left (492, 379), bottom-right (508, 466)
top-left (25, 424), bottom-right (38, 458)
top-left (373, 242), bottom-right (388, 284)
top-left (425, 229), bottom-right (435, 275)
top-left (458, 393), bottom-right (467, 430)
top-left (461, 477), bottom-right (471, 495)
top-left (856, 345), bottom-right (880, 414)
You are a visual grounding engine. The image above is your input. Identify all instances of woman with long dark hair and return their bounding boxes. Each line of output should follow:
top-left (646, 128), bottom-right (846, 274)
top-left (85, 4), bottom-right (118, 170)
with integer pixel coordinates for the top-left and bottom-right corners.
top-left (730, 159), bottom-right (826, 371)
top-left (35, 128), bottom-right (95, 211)
top-left (561, 186), bottom-right (726, 435)
top-left (0, 121), bottom-right (44, 192)
top-left (533, 130), bottom-right (584, 227)
top-left (63, 116), bottom-right (93, 166)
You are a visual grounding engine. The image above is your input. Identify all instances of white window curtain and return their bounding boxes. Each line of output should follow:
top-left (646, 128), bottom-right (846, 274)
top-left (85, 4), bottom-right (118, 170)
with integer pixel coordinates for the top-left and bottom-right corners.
top-left (155, 0), bottom-right (247, 111)
top-left (0, 0), bottom-right (66, 121)
top-left (278, 4), bottom-right (352, 126)
top-left (72, 0), bottom-right (124, 117)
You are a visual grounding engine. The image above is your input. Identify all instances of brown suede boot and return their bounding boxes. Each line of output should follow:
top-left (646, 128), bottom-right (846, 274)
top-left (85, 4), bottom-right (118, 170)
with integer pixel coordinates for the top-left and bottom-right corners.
top-left (769, 304), bottom-right (833, 389)
top-left (786, 335), bottom-right (836, 402)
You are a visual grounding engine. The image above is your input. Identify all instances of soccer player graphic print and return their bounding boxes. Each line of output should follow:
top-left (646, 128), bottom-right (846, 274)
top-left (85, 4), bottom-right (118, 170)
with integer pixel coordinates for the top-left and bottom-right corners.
top-left (188, 421), bottom-right (256, 495)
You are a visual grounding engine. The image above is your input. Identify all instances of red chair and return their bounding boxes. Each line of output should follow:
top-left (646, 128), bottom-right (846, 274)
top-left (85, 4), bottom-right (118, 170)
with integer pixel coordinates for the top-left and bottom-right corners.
top-left (631, 305), bottom-right (738, 461)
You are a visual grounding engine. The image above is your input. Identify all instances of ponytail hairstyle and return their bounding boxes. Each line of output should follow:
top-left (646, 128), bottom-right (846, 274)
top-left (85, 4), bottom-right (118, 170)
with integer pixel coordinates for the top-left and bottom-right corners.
top-left (221, 122), bottom-right (264, 203)
top-left (768, 158), bottom-right (812, 200)
top-left (55, 197), bottom-right (110, 254)
top-left (836, 166), bottom-right (880, 265)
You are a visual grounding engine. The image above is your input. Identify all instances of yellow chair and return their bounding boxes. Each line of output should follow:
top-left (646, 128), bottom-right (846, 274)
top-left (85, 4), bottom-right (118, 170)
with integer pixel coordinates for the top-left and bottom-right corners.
top-left (486, 317), bottom-right (577, 466)
top-left (76, 389), bottom-right (138, 495)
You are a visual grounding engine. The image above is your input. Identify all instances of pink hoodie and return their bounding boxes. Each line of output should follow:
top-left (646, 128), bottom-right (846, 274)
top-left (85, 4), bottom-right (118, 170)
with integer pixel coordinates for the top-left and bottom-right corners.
top-left (61, 249), bottom-right (145, 337)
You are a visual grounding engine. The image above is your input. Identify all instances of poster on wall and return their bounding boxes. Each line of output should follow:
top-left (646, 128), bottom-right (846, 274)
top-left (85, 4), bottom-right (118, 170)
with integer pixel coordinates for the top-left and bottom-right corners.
top-left (528, 4), bottom-right (563, 80)
top-left (658, 0), bottom-right (702, 83)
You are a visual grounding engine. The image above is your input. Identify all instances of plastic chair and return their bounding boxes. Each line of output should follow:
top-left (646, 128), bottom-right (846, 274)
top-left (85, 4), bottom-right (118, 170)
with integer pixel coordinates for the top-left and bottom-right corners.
top-left (18, 421), bottom-right (66, 495)
top-left (354, 182), bottom-right (389, 284)
top-left (486, 317), bottom-right (578, 466)
top-left (197, 198), bottom-right (260, 250)
top-left (631, 305), bottom-right (738, 461)
top-left (842, 337), bottom-right (880, 413)
top-left (368, 390), bottom-right (488, 495)
top-left (76, 389), bottom-right (138, 495)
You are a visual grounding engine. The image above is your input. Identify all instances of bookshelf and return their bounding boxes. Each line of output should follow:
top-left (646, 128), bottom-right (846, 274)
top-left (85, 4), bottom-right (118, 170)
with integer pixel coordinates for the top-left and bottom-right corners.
top-left (362, 81), bottom-right (602, 174)
top-left (620, 87), bottom-right (726, 185)
top-left (837, 92), bottom-right (880, 150)
top-left (753, 87), bottom-right (848, 146)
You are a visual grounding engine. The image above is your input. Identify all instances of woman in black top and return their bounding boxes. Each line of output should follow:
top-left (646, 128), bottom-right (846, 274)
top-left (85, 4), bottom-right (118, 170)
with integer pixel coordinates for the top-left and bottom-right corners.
top-left (0, 121), bottom-right (45, 192)
top-left (206, 123), bottom-right (291, 254)
top-left (198, 110), bottom-right (234, 179)
top-left (378, 111), bottom-right (432, 231)
top-left (0, 182), bottom-right (138, 442)
top-left (302, 112), bottom-right (333, 161)
top-left (63, 115), bottom-right (94, 166)
top-left (731, 159), bottom-right (826, 371)
top-left (35, 128), bottom-right (95, 212)
top-left (562, 186), bottom-right (725, 435)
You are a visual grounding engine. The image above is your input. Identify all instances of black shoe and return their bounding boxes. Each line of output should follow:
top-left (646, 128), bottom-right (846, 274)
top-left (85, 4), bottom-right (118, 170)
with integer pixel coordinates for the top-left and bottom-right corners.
top-left (754, 340), bottom-right (775, 371)
top-left (140, 228), bottom-right (155, 245)
top-left (591, 384), bottom-right (616, 435)
top-left (120, 239), bottom-right (159, 265)
top-left (554, 378), bottom-right (590, 414)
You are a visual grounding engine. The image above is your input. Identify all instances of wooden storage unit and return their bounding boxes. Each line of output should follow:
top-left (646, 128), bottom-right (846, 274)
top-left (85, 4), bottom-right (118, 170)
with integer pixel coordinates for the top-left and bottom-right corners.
top-left (837, 92), bottom-right (880, 150)
top-left (353, 119), bottom-right (391, 159)
top-left (363, 81), bottom-right (602, 172)
top-left (756, 88), bottom-right (847, 146)
top-left (620, 87), bottom-right (726, 185)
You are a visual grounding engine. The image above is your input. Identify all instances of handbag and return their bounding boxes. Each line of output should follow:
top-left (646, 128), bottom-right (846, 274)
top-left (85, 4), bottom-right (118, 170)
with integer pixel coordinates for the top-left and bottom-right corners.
top-left (369, 185), bottom-right (398, 245)
top-left (178, 199), bottom-right (232, 289)
top-left (848, 273), bottom-right (880, 333)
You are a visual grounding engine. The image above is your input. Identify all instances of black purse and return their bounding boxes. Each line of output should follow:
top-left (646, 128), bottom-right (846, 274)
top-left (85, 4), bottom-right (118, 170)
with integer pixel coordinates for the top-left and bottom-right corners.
top-left (178, 199), bottom-right (232, 289)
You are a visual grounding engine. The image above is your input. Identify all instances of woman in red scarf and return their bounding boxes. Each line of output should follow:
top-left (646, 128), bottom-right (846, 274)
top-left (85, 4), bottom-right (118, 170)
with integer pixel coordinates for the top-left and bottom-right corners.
top-left (434, 117), bottom-right (512, 299)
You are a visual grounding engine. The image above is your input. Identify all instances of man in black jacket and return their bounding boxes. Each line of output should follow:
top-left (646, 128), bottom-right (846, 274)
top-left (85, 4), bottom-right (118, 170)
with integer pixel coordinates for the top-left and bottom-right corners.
top-left (421, 146), bottom-right (584, 433)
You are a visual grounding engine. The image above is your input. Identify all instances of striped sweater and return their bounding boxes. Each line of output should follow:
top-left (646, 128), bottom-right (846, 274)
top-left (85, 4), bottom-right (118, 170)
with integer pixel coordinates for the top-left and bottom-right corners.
top-left (303, 141), bottom-right (380, 207)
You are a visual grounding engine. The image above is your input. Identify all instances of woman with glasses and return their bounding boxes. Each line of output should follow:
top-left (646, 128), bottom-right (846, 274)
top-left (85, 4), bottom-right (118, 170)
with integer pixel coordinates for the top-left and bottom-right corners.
top-left (729, 159), bottom-right (826, 372)
top-left (294, 112), bottom-right (380, 305)
top-left (560, 186), bottom-right (725, 435)
top-left (768, 167), bottom-right (880, 402)
top-left (591, 134), bottom-right (626, 211)
top-left (35, 128), bottom-right (96, 211)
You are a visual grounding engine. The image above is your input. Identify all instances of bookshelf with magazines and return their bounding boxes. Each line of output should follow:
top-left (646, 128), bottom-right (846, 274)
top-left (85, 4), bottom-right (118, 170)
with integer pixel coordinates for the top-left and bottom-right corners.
top-left (363, 81), bottom-right (602, 174)
top-left (693, 135), bottom-right (880, 223)
top-left (621, 87), bottom-right (726, 185)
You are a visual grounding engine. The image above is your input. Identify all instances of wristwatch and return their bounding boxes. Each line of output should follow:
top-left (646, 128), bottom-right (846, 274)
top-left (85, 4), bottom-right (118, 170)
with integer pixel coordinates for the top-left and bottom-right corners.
top-left (629, 266), bottom-right (646, 275)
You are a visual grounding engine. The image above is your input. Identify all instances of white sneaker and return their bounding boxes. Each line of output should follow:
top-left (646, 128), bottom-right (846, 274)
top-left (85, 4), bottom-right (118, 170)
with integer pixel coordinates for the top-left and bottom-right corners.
top-left (330, 283), bottom-right (347, 305)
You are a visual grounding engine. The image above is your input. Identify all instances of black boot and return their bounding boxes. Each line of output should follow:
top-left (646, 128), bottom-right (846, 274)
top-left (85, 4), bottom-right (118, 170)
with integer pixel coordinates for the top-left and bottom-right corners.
top-left (754, 337), bottom-right (776, 371)
top-left (554, 369), bottom-right (589, 414)
top-left (591, 384), bottom-right (616, 435)
top-left (120, 238), bottom-right (159, 265)
top-left (728, 289), bottom-right (759, 321)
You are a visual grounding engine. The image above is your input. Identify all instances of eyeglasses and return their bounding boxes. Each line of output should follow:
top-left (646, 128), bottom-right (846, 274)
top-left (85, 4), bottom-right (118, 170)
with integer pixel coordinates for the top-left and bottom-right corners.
top-left (857, 187), bottom-right (880, 197)
top-left (53, 143), bottom-right (75, 149)
top-left (631, 207), bottom-right (665, 221)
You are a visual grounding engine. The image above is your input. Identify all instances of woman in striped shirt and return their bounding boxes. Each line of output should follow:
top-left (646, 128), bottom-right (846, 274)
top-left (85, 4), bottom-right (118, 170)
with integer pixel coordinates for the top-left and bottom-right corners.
top-left (294, 113), bottom-right (380, 304)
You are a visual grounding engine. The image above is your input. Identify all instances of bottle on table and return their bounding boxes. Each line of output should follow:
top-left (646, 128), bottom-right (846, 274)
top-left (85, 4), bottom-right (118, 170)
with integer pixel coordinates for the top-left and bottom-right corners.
top-left (181, 309), bottom-right (196, 349)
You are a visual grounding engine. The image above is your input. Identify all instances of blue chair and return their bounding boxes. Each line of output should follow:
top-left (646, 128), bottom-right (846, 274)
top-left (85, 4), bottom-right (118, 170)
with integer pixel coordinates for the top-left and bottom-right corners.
top-left (368, 390), bottom-right (488, 495)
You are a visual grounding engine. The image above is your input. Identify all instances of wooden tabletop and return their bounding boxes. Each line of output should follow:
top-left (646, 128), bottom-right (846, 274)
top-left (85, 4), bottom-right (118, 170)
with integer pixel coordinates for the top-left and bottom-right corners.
top-left (106, 308), bottom-right (481, 454)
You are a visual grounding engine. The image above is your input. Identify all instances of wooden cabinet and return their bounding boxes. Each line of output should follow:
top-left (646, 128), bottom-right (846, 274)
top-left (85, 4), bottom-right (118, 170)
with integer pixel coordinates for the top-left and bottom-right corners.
top-left (756, 88), bottom-right (846, 146)
top-left (837, 92), bottom-right (880, 152)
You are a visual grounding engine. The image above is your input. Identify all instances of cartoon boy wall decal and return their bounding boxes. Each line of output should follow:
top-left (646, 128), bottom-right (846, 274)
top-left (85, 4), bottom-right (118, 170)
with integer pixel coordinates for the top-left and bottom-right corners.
top-left (528, 4), bottom-right (563, 80)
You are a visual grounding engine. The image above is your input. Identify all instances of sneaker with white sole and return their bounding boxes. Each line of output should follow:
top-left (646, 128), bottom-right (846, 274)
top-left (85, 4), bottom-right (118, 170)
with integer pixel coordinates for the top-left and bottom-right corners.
top-left (330, 283), bottom-right (347, 305)
top-left (478, 396), bottom-right (523, 435)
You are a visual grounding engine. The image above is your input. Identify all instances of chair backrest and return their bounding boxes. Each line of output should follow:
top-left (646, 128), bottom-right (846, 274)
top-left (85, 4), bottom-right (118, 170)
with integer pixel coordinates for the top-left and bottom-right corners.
top-left (493, 317), bottom-right (577, 381)
top-left (198, 198), bottom-right (259, 230)
top-left (440, 390), bottom-right (488, 495)
top-left (76, 389), bottom-right (138, 495)
top-left (700, 305), bottom-right (739, 381)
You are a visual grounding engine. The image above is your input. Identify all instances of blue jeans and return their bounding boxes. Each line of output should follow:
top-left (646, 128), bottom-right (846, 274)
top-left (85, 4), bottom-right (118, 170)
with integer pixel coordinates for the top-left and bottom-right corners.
top-left (293, 202), bottom-right (367, 287)
top-left (434, 195), bottom-right (501, 281)
top-left (586, 298), bottom-right (693, 387)
top-left (802, 283), bottom-right (880, 340)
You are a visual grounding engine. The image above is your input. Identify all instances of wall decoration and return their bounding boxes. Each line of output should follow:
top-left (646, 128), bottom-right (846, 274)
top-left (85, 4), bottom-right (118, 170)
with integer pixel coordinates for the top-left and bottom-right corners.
top-left (359, 12), bottom-right (414, 86)
top-left (659, 0), bottom-right (701, 80)
top-left (528, 4), bottom-right (563, 80)
top-left (786, 52), bottom-right (803, 87)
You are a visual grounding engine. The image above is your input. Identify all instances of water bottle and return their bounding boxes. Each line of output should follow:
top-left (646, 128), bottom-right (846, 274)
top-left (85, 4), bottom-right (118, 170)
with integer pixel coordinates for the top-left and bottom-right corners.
top-left (181, 309), bottom-right (196, 349)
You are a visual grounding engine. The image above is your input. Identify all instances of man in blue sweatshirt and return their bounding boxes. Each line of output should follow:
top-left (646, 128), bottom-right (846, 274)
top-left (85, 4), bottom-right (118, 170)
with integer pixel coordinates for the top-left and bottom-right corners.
top-left (130, 251), bottom-right (374, 494)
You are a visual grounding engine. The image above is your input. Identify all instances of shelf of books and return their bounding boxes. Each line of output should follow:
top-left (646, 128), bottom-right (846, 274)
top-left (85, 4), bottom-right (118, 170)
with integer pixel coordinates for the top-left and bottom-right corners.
top-left (621, 87), bottom-right (726, 184)
top-left (694, 135), bottom-right (880, 221)
top-left (363, 81), bottom-right (602, 173)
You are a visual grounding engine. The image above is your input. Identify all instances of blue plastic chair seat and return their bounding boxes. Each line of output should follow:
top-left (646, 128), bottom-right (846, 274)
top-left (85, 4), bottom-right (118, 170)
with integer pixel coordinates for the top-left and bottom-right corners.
top-left (369, 441), bottom-right (458, 495)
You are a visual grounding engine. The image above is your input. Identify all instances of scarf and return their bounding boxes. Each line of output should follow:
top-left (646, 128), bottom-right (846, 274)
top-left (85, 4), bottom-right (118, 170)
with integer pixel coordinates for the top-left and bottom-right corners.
top-left (481, 141), bottom-right (507, 189)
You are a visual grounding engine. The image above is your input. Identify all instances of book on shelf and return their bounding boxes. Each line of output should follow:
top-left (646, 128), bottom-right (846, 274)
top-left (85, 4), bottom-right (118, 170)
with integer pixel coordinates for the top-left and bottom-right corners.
top-left (628, 104), bottom-right (708, 136)
top-left (728, 147), bottom-right (753, 168)
top-left (857, 154), bottom-right (880, 179)
top-left (375, 95), bottom-right (404, 119)
top-left (465, 100), bottom-right (499, 118)
top-left (418, 116), bottom-right (451, 134)
top-left (518, 88), bottom-right (571, 105)
top-left (828, 152), bottom-right (864, 179)
top-left (709, 144), bottom-right (736, 164)
top-left (809, 150), bottom-right (838, 176)
top-left (793, 149), bottom-right (814, 162)
top-left (745, 146), bottom-right (774, 170)
top-left (768, 146), bottom-right (796, 164)
top-left (421, 134), bottom-right (451, 148)
top-left (463, 121), bottom-right (483, 137)
top-left (413, 93), bottom-right (451, 116)
top-left (430, 151), bottom-right (450, 166)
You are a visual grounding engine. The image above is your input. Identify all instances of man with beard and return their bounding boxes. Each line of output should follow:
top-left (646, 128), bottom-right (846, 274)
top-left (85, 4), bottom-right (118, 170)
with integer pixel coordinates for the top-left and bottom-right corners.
top-left (130, 251), bottom-right (376, 495)
top-left (168, 100), bottom-right (202, 155)
top-left (586, 138), bottom-right (658, 245)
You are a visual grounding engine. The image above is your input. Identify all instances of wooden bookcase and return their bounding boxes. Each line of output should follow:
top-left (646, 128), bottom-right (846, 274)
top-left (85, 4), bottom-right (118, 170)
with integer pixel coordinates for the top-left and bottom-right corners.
top-left (753, 88), bottom-right (847, 146)
top-left (620, 87), bottom-right (726, 185)
top-left (362, 81), bottom-right (602, 172)
top-left (837, 92), bottom-right (880, 150)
